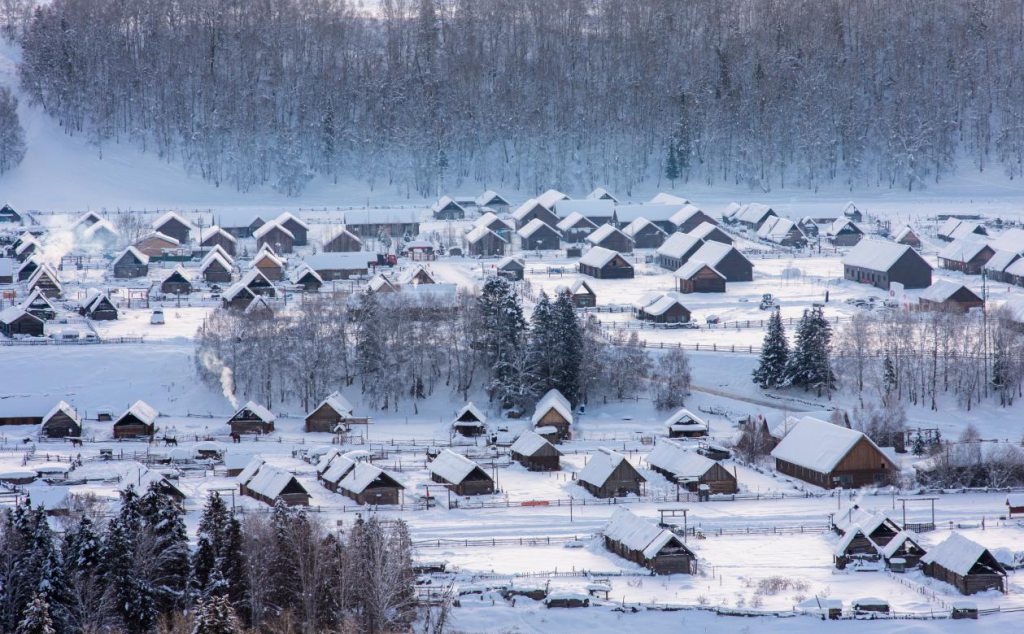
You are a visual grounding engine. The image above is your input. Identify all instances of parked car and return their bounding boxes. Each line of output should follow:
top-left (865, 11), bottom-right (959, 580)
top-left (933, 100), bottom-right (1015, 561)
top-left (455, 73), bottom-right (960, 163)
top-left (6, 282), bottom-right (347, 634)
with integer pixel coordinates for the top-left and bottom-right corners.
top-left (150, 310), bottom-right (165, 325)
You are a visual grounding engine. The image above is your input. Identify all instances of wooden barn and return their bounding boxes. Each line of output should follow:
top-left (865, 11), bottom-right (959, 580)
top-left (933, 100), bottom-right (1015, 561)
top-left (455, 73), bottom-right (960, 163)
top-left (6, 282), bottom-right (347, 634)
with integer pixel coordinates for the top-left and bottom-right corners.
top-left (578, 246), bottom-right (634, 279)
top-left (893, 226), bottom-right (921, 248)
top-left (338, 463), bottom-right (404, 505)
top-left (240, 462), bottom-right (310, 507)
top-left (1006, 494), bottom-right (1024, 518)
top-left (254, 221), bottom-right (295, 254)
top-left (111, 246), bottom-right (150, 279)
top-left (880, 531), bottom-right (926, 569)
top-left (587, 187), bottom-right (618, 202)
top-left (451, 402), bottom-right (487, 437)
top-left (199, 251), bottom-right (233, 284)
top-left (734, 203), bottom-right (778, 229)
top-left (687, 242), bottom-right (753, 282)
top-left (531, 389), bottom-right (573, 441)
top-left (341, 208), bottom-right (421, 240)
top-left (555, 278), bottom-right (596, 308)
top-left (430, 196), bottom-right (466, 220)
top-left (518, 218), bottom-right (562, 251)
top-left (832, 505), bottom-right (902, 546)
top-left (841, 240), bottom-right (933, 290)
top-left (670, 205), bottom-right (718, 234)
top-left (688, 222), bottom-right (733, 245)
top-left (921, 533), bottom-right (1007, 595)
top-left (14, 238), bottom-right (36, 261)
top-left (510, 430), bottom-right (562, 471)
top-left (464, 225), bottom-right (508, 257)
top-left (474, 212), bottom-right (514, 239)
top-left (675, 260), bottom-right (726, 293)
top-left (153, 212), bottom-right (194, 245)
top-left (556, 212), bottom-right (599, 243)
top-left (833, 527), bottom-right (882, 569)
top-left (622, 218), bottom-right (667, 249)
top-left (578, 448), bottom-right (645, 498)
top-left (16, 257), bottom-right (39, 282)
top-left (758, 217), bottom-right (807, 247)
top-left (200, 226), bottom-right (238, 256)
top-left (918, 281), bottom-right (983, 313)
top-left (323, 226), bottom-right (363, 252)
top-left (319, 453), bottom-right (357, 492)
top-left (303, 252), bottom-right (371, 281)
top-left (228, 401), bottom-right (275, 435)
top-left (40, 401), bottom-right (82, 438)
top-left (496, 256), bottom-right (525, 281)
top-left (511, 199), bottom-right (560, 230)
top-left (253, 248), bottom-right (286, 281)
top-left (274, 212), bottom-right (310, 246)
top-left (828, 218), bottom-right (864, 246)
top-left (20, 289), bottom-right (57, 321)
top-left (475, 190), bottom-right (511, 214)
top-left (938, 218), bottom-right (987, 242)
top-left (983, 250), bottom-right (1020, 283)
top-left (0, 203), bottom-right (22, 223)
top-left (771, 417), bottom-right (897, 488)
top-left (602, 508), bottom-right (697, 574)
top-left (428, 449), bottom-right (495, 496)
top-left (304, 392), bottom-right (366, 432)
top-left (160, 266), bottom-right (192, 295)
top-left (134, 232), bottom-right (180, 258)
top-left (0, 307), bottom-right (43, 338)
top-left (112, 400), bottom-right (158, 439)
top-left (27, 265), bottom-right (63, 299)
top-left (79, 290), bottom-right (118, 321)
top-left (646, 439), bottom-right (737, 494)
top-left (656, 233), bottom-right (705, 270)
top-left (290, 264), bottom-right (323, 292)
top-left (634, 291), bottom-right (691, 324)
top-left (938, 239), bottom-right (994, 274)
top-left (663, 408), bottom-right (708, 438)
top-left (586, 224), bottom-right (634, 254)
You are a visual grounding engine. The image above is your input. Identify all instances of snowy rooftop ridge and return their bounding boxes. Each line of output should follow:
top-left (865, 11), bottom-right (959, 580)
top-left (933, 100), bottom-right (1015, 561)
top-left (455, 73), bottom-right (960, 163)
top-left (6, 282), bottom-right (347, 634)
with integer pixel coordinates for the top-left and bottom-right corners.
top-left (770, 416), bottom-right (886, 474)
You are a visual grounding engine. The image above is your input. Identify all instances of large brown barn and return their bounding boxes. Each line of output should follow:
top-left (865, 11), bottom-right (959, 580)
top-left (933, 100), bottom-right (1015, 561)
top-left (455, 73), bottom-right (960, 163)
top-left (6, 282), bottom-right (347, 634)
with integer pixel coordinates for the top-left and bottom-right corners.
top-left (921, 533), bottom-right (1007, 595)
top-left (602, 508), bottom-right (697, 574)
top-left (770, 417), bottom-right (896, 488)
top-left (841, 240), bottom-right (932, 290)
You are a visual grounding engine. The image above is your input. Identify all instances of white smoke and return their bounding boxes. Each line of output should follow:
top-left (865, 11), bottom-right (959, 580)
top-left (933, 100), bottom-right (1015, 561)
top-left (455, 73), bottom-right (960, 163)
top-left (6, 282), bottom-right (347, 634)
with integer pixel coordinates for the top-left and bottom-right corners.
top-left (200, 351), bottom-right (239, 409)
top-left (34, 230), bottom-right (77, 268)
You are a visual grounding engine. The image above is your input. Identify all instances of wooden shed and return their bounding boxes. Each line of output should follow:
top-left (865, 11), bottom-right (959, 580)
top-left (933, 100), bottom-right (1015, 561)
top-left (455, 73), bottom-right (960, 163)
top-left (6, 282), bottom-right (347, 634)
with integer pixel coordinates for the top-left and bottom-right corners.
top-left (841, 240), bottom-right (933, 290)
top-left (646, 439), bottom-right (737, 494)
top-left (880, 531), bottom-right (926, 569)
top-left (918, 281), bottom-right (983, 313)
top-left (686, 242), bottom-right (753, 282)
top-left (531, 389), bottom-right (573, 441)
top-left (274, 212), bottom-right (309, 246)
top-left (827, 218), bottom-right (864, 246)
top-left (134, 232), bottom-right (180, 258)
top-left (464, 225), bottom-right (508, 257)
top-left (921, 533), bottom-right (1007, 595)
top-left (518, 219), bottom-right (562, 251)
top-left (496, 256), bottom-right (525, 281)
top-left (160, 267), bottom-right (193, 295)
top-left (893, 226), bottom-right (921, 248)
top-left (511, 199), bottom-right (560, 230)
top-left (228, 401), bottom-right (275, 435)
top-left (770, 416), bottom-right (896, 489)
top-left (555, 279), bottom-right (596, 308)
top-left (663, 408), bottom-right (708, 438)
top-left (79, 290), bottom-right (118, 321)
top-left (254, 221), bottom-right (296, 254)
top-left (0, 307), bottom-right (43, 338)
top-left (241, 462), bottom-right (310, 507)
top-left (602, 508), bottom-right (697, 574)
top-left (578, 246), bottom-right (634, 279)
top-left (290, 264), bottom-right (323, 292)
top-left (20, 289), bottom-right (56, 322)
top-left (656, 233), bottom-right (705, 271)
top-left (323, 226), bottom-right (363, 252)
top-left (938, 239), bottom-right (995, 274)
top-left (199, 251), bottom-right (233, 284)
top-left (27, 265), bottom-right (63, 299)
top-left (674, 260), bottom-right (726, 293)
top-left (586, 224), bottom-right (634, 253)
top-left (1007, 493), bottom-right (1024, 518)
top-left (452, 402), bottom-right (487, 437)
top-left (112, 400), bottom-right (158, 439)
top-left (832, 505), bottom-right (902, 546)
top-left (305, 392), bottom-right (367, 432)
top-left (556, 212), bottom-right (599, 243)
top-left (476, 190), bottom-right (511, 214)
top-left (687, 222), bottom-right (733, 245)
top-left (200, 226), bottom-right (238, 257)
top-left (622, 218), bottom-right (667, 249)
top-left (670, 205), bottom-right (718, 234)
top-left (338, 462), bottom-right (404, 505)
top-left (153, 212), bottom-right (194, 245)
top-left (510, 430), bottom-right (562, 471)
top-left (253, 248), bottom-right (286, 281)
top-left (833, 527), bottom-right (881, 569)
top-left (428, 449), bottom-right (495, 496)
top-left (111, 247), bottom-right (150, 279)
top-left (578, 448), bottom-right (645, 498)
top-left (635, 291), bottom-right (691, 324)
top-left (40, 401), bottom-right (82, 438)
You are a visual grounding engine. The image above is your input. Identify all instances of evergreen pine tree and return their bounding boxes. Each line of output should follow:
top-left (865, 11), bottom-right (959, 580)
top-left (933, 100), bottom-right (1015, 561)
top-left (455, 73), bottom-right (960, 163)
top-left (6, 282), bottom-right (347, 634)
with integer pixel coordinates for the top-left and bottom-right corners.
top-left (141, 483), bottom-right (191, 612)
top-left (480, 277), bottom-right (528, 407)
top-left (550, 292), bottom-right (584, 406)
top-left (62, 516), bottom-right (101, 574)
top-left (102, 509), bottom-right (155, 634)
top-left (785, 309), bottom-right (813, 388)
top-left (911, 433), bottom-right (926, 456)
top-left (882, 353), bottom-right (897, 395)
top-left (752, 308), bottom-right (789, 388)
top-left (16, 593), bottom-right (54, 634)
top-left (664, 145), bottom-right (680, 185)
top-left (25, 509), bottom-right (70, 633)
top-left (190, 595), bottom-right (241, 634)
top-left (527, 292), bottom-right (555, 393)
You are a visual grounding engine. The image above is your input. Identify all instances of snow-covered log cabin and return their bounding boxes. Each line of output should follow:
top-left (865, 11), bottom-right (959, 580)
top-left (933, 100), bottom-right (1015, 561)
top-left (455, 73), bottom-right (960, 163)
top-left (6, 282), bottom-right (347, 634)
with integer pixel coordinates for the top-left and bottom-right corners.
top-left (602, 508), bottom-right (697, 574)
top-left (228, 401), bottom-right (275, 435)
top-left (510, 430), bottom-right (561, 471)
top-left (428, 449), bottom-right (495, 496)
top-left (577, 448), bottom-right (645, 498)
top-left (770, 417), bottom-right (896, 488)
top-left (921, 533), bottom-right (1007, 595)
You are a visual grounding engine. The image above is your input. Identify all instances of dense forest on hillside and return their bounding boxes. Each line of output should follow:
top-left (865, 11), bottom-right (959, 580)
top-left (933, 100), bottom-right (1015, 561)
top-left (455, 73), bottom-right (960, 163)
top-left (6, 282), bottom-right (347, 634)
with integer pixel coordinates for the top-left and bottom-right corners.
top-left (12, 0), bottom-right (1024, 196)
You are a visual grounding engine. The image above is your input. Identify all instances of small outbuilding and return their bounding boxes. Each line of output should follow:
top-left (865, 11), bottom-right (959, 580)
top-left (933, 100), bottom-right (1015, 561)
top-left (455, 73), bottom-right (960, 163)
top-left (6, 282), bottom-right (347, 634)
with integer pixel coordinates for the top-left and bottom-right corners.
top-left (663, 408), bottom-right (708, 438)
top-left (200, 226), bottom-right (238, 257)
top-left (1007, 493), bottom-right (1024, 518)
top-left (496, 256), bottom-right (525, 281)
top-left (585, 224), bottom-right (634, 254)
top-left (241, 462), bottom-right (310, 506)
top-left (674, 260), bottom-right (726, 294)
top-left (228, 401), bottom-right (276, 435)
top-left (199, 251), bottom-right (233, 284)
top-left (451, 402), bottom-right (488, 437)
top-left (841, 240), bottom-right (933, 290)
top-left (0, 307), bottom-right (44, 338)
top-left (555, 278), bottom-right (596, 308)
top-left (254, 221), bottom-right (296, 254)
top-left (938, 238), bottom-right (995, 275)
top-left (338, 462), bottom-right (404, 505)
top-left (893, 226), bottom-right (921, 248)
top-left (578, 246), bottom-right (634, 279)
top-left (646, 439), bottom-right (737, 494)
top-left (602, 508), bottom-right (697, 574)
top-left (112, 400), bottom-right (158, 439)
top-left (827, 218), bottom-right (864, 246)
top-left (40, 401), bottom-right (82, 438)
top-left (531, 389), bottom-right (573, 441)
top-left (577, 448), bottom-right (645, 498)
top-left (510, 430), bottom-right (562, 471)
top-left (112, 247), bottom-right (150, 278)
top-left (918, 281), bottom-right (983, 313)
top-left (622, 218), bottom-right (667, 249)
top-left (921, 533), bottom-right (1007, 595)
top-left (160, 266), bottom-right (193, 295)
top-left (428, 449), bottom-right (495, 496)
top-left (518, 218), bottom-right (562, 251)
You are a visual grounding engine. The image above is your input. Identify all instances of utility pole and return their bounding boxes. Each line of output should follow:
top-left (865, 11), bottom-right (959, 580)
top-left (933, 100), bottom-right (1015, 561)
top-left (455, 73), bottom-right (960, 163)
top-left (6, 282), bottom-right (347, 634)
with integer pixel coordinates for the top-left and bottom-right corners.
top-left (982, 267), bottom-right (989, 398)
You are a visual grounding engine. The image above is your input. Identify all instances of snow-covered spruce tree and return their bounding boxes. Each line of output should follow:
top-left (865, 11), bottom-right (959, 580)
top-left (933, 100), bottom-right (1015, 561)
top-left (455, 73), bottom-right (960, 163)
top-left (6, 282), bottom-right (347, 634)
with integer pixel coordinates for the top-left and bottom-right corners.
top-left (653, 348), bottom-right (691, 410)
top-left (191, 595), bottom-right (241, 634)
top-left (527, 292), bottom-right (556, 394)
top-left (354, 291), bottom-right (389, 409)
top-left (479, 277), bottom-right (528, 407)
top-left (664, 145), bottom-right (680, 186)
top-left (140, 483), bottom-right (191, 612)
top-left (101, 490), bottom-right (156, 634)
top-left (191, 492), bottom-right (245, 605)
top-left (786, 306), bottom-right (835, 396)
top-left (550, 292), bottom-right (584, 407)
top-left (24, 508), bottom-right (70, 633)
top-left (16, 593), bottom-right (54, 634)
top-left (0, 87), bottom-right (26, 175)
top-left (752, 308), bottom-right (789, 389)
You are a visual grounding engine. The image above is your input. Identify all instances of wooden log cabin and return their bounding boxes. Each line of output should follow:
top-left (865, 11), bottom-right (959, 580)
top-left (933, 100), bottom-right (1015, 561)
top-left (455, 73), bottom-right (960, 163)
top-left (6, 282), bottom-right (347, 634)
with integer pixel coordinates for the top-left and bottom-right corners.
top-left (152, 211), bottom-right (194, 245)
top-left (670, 205), bottom-right (718, 234)
top-left (290, 264), bottom-right (322, 292)
top-left (770, 417), bottom-right (896, 489)
top-left (833, 527), bottom-right (882, 569)
top-left (40, 401), bottom-right (82, 438)
top-left (430, 196), bottom-right (466, 220)
top-left (511, 199), bottom-right (560, 230)
top-left (893, 226), bottom-right (921, 248)
top-left (496, 256), bottom-right (525, 281)
top-left (577, 448), bottom-right (645, 498)
top-left (228, 401), bottom-right (276, 435)
top-left (634, 291), bottom-right (691, 324)
top-left (160, 267), bottom-right (193, 295)
top-left (827, 218), bottom-right (864, 246)
top-left (274, 212), bottom-right (310, 246)
top-left (241, 462), bottom-right (310, 507)
top-left (686, 241), bottom-right (753, 282)
top-left (518, 218), bottom-right (562, 251)
top-left (451, 402), bottom-right (487, 437)
top-left (921, 533), bottom-right (1007, 595)
top-left (112, 400), bottom-right (158, 439)
top-left (938, 239), bottom-right (995, 275)
top-left (304, 392), bottom-right (367, 432)
top-left (674, 260), bottom-right (726, 293)
top-left (510, 430), bottom-right (562, 471)
top-left (832, 505), bottom-right (902, 546)
top-left (602, 508), bottom-right (697, 574)
top-left (428, 449), bottom-right (495, 496)
top-left (656, 233), bottom-right (705, 271)
top-left (1008, 494), bottom-right (1024, 518)
top-left (578, 246), bottom-right (634, 279)
top-left (555, 279), bottom-right (596, 308)
top-left (556, 212), bottom-right (599, 243)
top-left (688, 222), bottom-right (733, 245)
top-left (880, 531), bottom-right (926, 569)
top-left (323, 226), bottom-right (363, 252)
top-left (254, 221), bottom-right (296, 254)
top-left (200, 226), bottom-right (238, 257)
top-left (21, 289), bottom-right (57, 321)
top-left (841, 240), bottom-right (933, 290)
top-left (475, 190), bottom-right (511, 215)
top-left (663, 408), bottom-right (708, 438)
top-left (646, 439), bottom-right (738, 494)
top-left (531, 389), bottom-right (573, 441)
top-left (918, 281), bottom-right (983, 313)
top-left (199, 251), bottom-right (233, 284)
top-left (28, 265), bottom-right (63, 299)
top-left (0, 307), bottom-right (43, 338)
top-left (586, 224), bottom-right (634, 254)
top-left (112, 247), bottom-right (150, 278)
top-left (134, 232), bottom-right (180, 258)
top-left (338, 463), bottom-right (404, 505)
top-left (79, 290), bottom-right (118, 321)
top-left (622, 218), bottom-right (667, 249)
top-left (464, 225), bottom-right (508, 257)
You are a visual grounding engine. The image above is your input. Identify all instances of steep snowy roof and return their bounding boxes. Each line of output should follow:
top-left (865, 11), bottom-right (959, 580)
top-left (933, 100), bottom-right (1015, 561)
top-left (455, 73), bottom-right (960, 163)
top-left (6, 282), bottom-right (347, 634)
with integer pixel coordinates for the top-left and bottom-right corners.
top-left (254, 244), bottom-right (285, 267)
top-left (253, 221), bottom-right (294, 241)
top-left (586, 187), bottom-right (618, 202)
top-left (510, 198), bottom-right (547, 221)
top-left (200, 225), bottom-right (237, 244)
top-left (920, 533), bottom-right (1002, 576)
top-left (510, 430), bottom-right (560, 457)
top-left (475, 190), bottom-right (509, 207)
top-left (453, 402), bottom-right (487, 425)
top-left (834, 526), bottom-right (874, 557)
top-left (642, 293), bottom-right (688, 317)
top-left (428, 449), bottom-right (487, 485)
top-left (880, 531), bottom-right (922, 560)
top-left (113, 246), bottom-right (150, 266)
top-left (759, 217), bottom-right (804, 242)
top-left (517, 217), bottom-right (559, 239)
top-left (430, 196), bottom-right (465, 214)
top-left (14, 236), bottom-right (37, 255)
top-left (622, 217), bottom-right (667, 238)
top-left (397, 263), bottom-right (438, 284)
top-left (553, 199), bottom-right (615, 219)
top-left (919, 280), bottom-right (978, 303)
top-left (771, 417), bottom-right (884, 474)
top-left (0, 306), bottom-right (37, 325)
top-left (234, 401), bottom-right (275, 423)
top-left (290, 263), bottom-right (322, 285)
top-left (674, 259), bottom-right (724, 281)
top-left (465, 225), bottom-right (507, 244)
top-left (949, 221), bottom-right (986, 240)
top-left (735, 203), bottom-right (775, 224)
top-left (473, 212), bottom-right (512, 230)
top-left (938, 218), bottom-right (963, 237)
top-left (275, 211), bottom-right (310, 230)
top-left (536, 189), bottom-right (569, 209)
top-left (236, 457), bottom-right (266, 484)
top-left (586, 224), bottom-right (631, 246)
top-left (668, 205), bottom-right (705, 227)
top-left (656, 232), bottom-right (704, 259)
top-left (689, 241), bottom-right (750, 269)
top-left (614, 203), bottom-right (684, 223)
top-left (828, 217), bottom-right (862, 236)
top-left (892, 225), bottom-right (916, 242)
top-left (339, 462), bottom-right (402, 495)
top-left (663, 408), bottom-right (707, 430)
top-left (841, 239), bottom-right (925, 272)
top-left (578, 447), bottom-right (641, 487)
top-left (984, 250), bottom-right (1019, 274)
top-left (687, 222), bottom-right (724, 240)
top-left (42, 400), bottom-right (78, 425)
top-left (322, 453), bottom-right (358, 484)
top-left (313, 392), bottom-right (354, 419)
top-left (554, 278), bottom-right (594, 297)
top-left (1004, 258), bottom-right (1024, 279)
top-left (247, 464), bottom-right (305, 499)
top-left (578, 246), bottom-right (624, 268)
top-left (82, 219), bottom-right (119, 239)
top-left (602, 508), bottom-right (691, 559)
top-left (19, 289), bottom-right (56, 312)
top-left (532, 389), bottom-right (573, 425)
top-left (496, 256), bottom-right (524, 270)
top-left (117, 400), bottom-right (158, 425)
top-left (647, 440), bottom-right (716, 479)
top-left (650, 192), bottom-right (689, 205)
top-left (204, 244), bottom-right (235, 264)
top-left (938, 237), bottom-right (991, 262)
top-left (154, 211), bottom-right (195, 232)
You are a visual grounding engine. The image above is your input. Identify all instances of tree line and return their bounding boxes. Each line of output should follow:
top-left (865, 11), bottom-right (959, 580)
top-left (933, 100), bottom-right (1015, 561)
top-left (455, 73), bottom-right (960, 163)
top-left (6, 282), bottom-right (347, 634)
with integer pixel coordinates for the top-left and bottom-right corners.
top-left (0, 485), bottom-right (417, 634)
top-left (13, 0), bottom-right (1024, 196)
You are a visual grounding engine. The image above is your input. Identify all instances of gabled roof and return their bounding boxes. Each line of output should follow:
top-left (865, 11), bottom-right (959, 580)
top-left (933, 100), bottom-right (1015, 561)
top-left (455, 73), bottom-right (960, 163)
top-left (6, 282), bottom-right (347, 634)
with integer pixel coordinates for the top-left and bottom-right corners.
top-left (735, 203), bottom-right (776, 224)
top-left (669, 205), bottom-right (706, 227)
top-left (473, 212), bottom-right (512, 231)
top-left (841, 239), bottom-right (928, 272)
top-left (339, 462), bottom-right (403, 495)
top-left (496, 256), bottom-right (524, 271)
top-left (27, 264), bottom-right (63, 292)
top-left (656, 233), bottom-right (704, 259)
top-left (428, 449), bottom-right (489, 485)
top-left (771, 417), bottom-right (890, 474)
top-left (989, 228), bottom-right (1024, 252)
top-left (555, 278), bottom-right (594, 297)
top-left (199, 251), bottom-right (232, 274)
top-left (244, 295), bottom-right (274, 315)
top-left (70, 211), bottom-right (103, 230)
top-left (892, 226), bottom-right (917, 243)
top-left (938, 218), bottom-right (963, 237)
top-left (647, 439), bottom-right (716, 479)
top-left (984, 250), bottom-right (1019, 274)
top-left (603, 508), bottom-right (692, 559)
top-left (116, 400), bottom-right (158, 425)
top-left (663, 408), bottom-right (707, 431)
top-left (919, 280), bottom-right (980, 304)
top-left (253, 220), bottom-right (294, 241)
top-left (247, 464), bottom-right (306, 499)
top-left (828, 217), bottom-right (863, 236)
top-left (622, 217), bottom-right (667, 238)
top-left (430, 196), bottom-right (465, 215)
top-left (453, 402), bottom-right (487, 425)
top-left (641, 293), bottom-right (688, 316)
top-left (275, 211), bottom-right (309, 230)
top-left (475, 190), bottom-right (510, 207)
top-left (920, 533), bottom-right (1005, 576)
top-left (253, 246), bottom-right (285, 268)
top-left (585, 187), bottom-right (617, 202)
top-left (162, 265), bottom-right (192, 284)
top-left (14, 236), bottom-right (37, 256)
top-left (586, 223), bottom-right (632, 246)
top-left (518, 218), bottom-right (560, 239)
top-left (689, 241), bottom-right (751, 269)
top-left (322, 453), bottom-right (358, 484)
top-left (578, 246), bottom-right (624, 268)
top-left (532, 389), bottom-right (573, 425)
top-left (834, 526), bottom-right (875, 557)
top-left (310, 391), bottom-right (354, 419)
top-left (233, 401), bottom-right (275, 423)
top-left (397, 263), bottom-right (438, 284)
top-left (19, 288), bottom-right (57, 313)
top-left (465, 225), bottom-right (507, 244)
top-left (366, 274), bottom-right (398, 293)
top-left (556, 211), bottom-right (599, 232)
top-left (674, 259), bottom-right (724, 281)
top-left (510, 198), bottom-right (549, 221)
top-left (650, 193), bottom-right (689, 205)
top-left (290, 263), bottom-right (323, 285)
top-left (42, 400), bottom-right (79, 425)
top-left (136, 231), bottom-right (180, 247)
top-left (578, 447), bottom-right (643, 487)
top-left (153, 211), bottom-right (195, 232)
top-left (938, 237), bottom-right (992, 262)
top-left (553, 199), bottom-right (616, 219)
top-left (200, 225), bottom-right (238, 244)
top-left (82, 219), bottom-right (119, 240)
top-left (0, 306), bottom-right (39, 325)
top-left (536, 189), bottom-right (569, 209)
top-left (880, 530), bottom-right (923, 560)
top-left (205, 244), bottom-right (235, 264)
top-left (325, 225), bottom-right (363, 246)
top-left (113, 246), bottom-right (150, 267)
top-left (759, 217), bottom-right (805, 242)
top-left (614, 203), bottom-right (684, 223)
top-left (948, 221), bottom-right (986, 241)
top-left (510, 430), bottom-right (561, 457)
